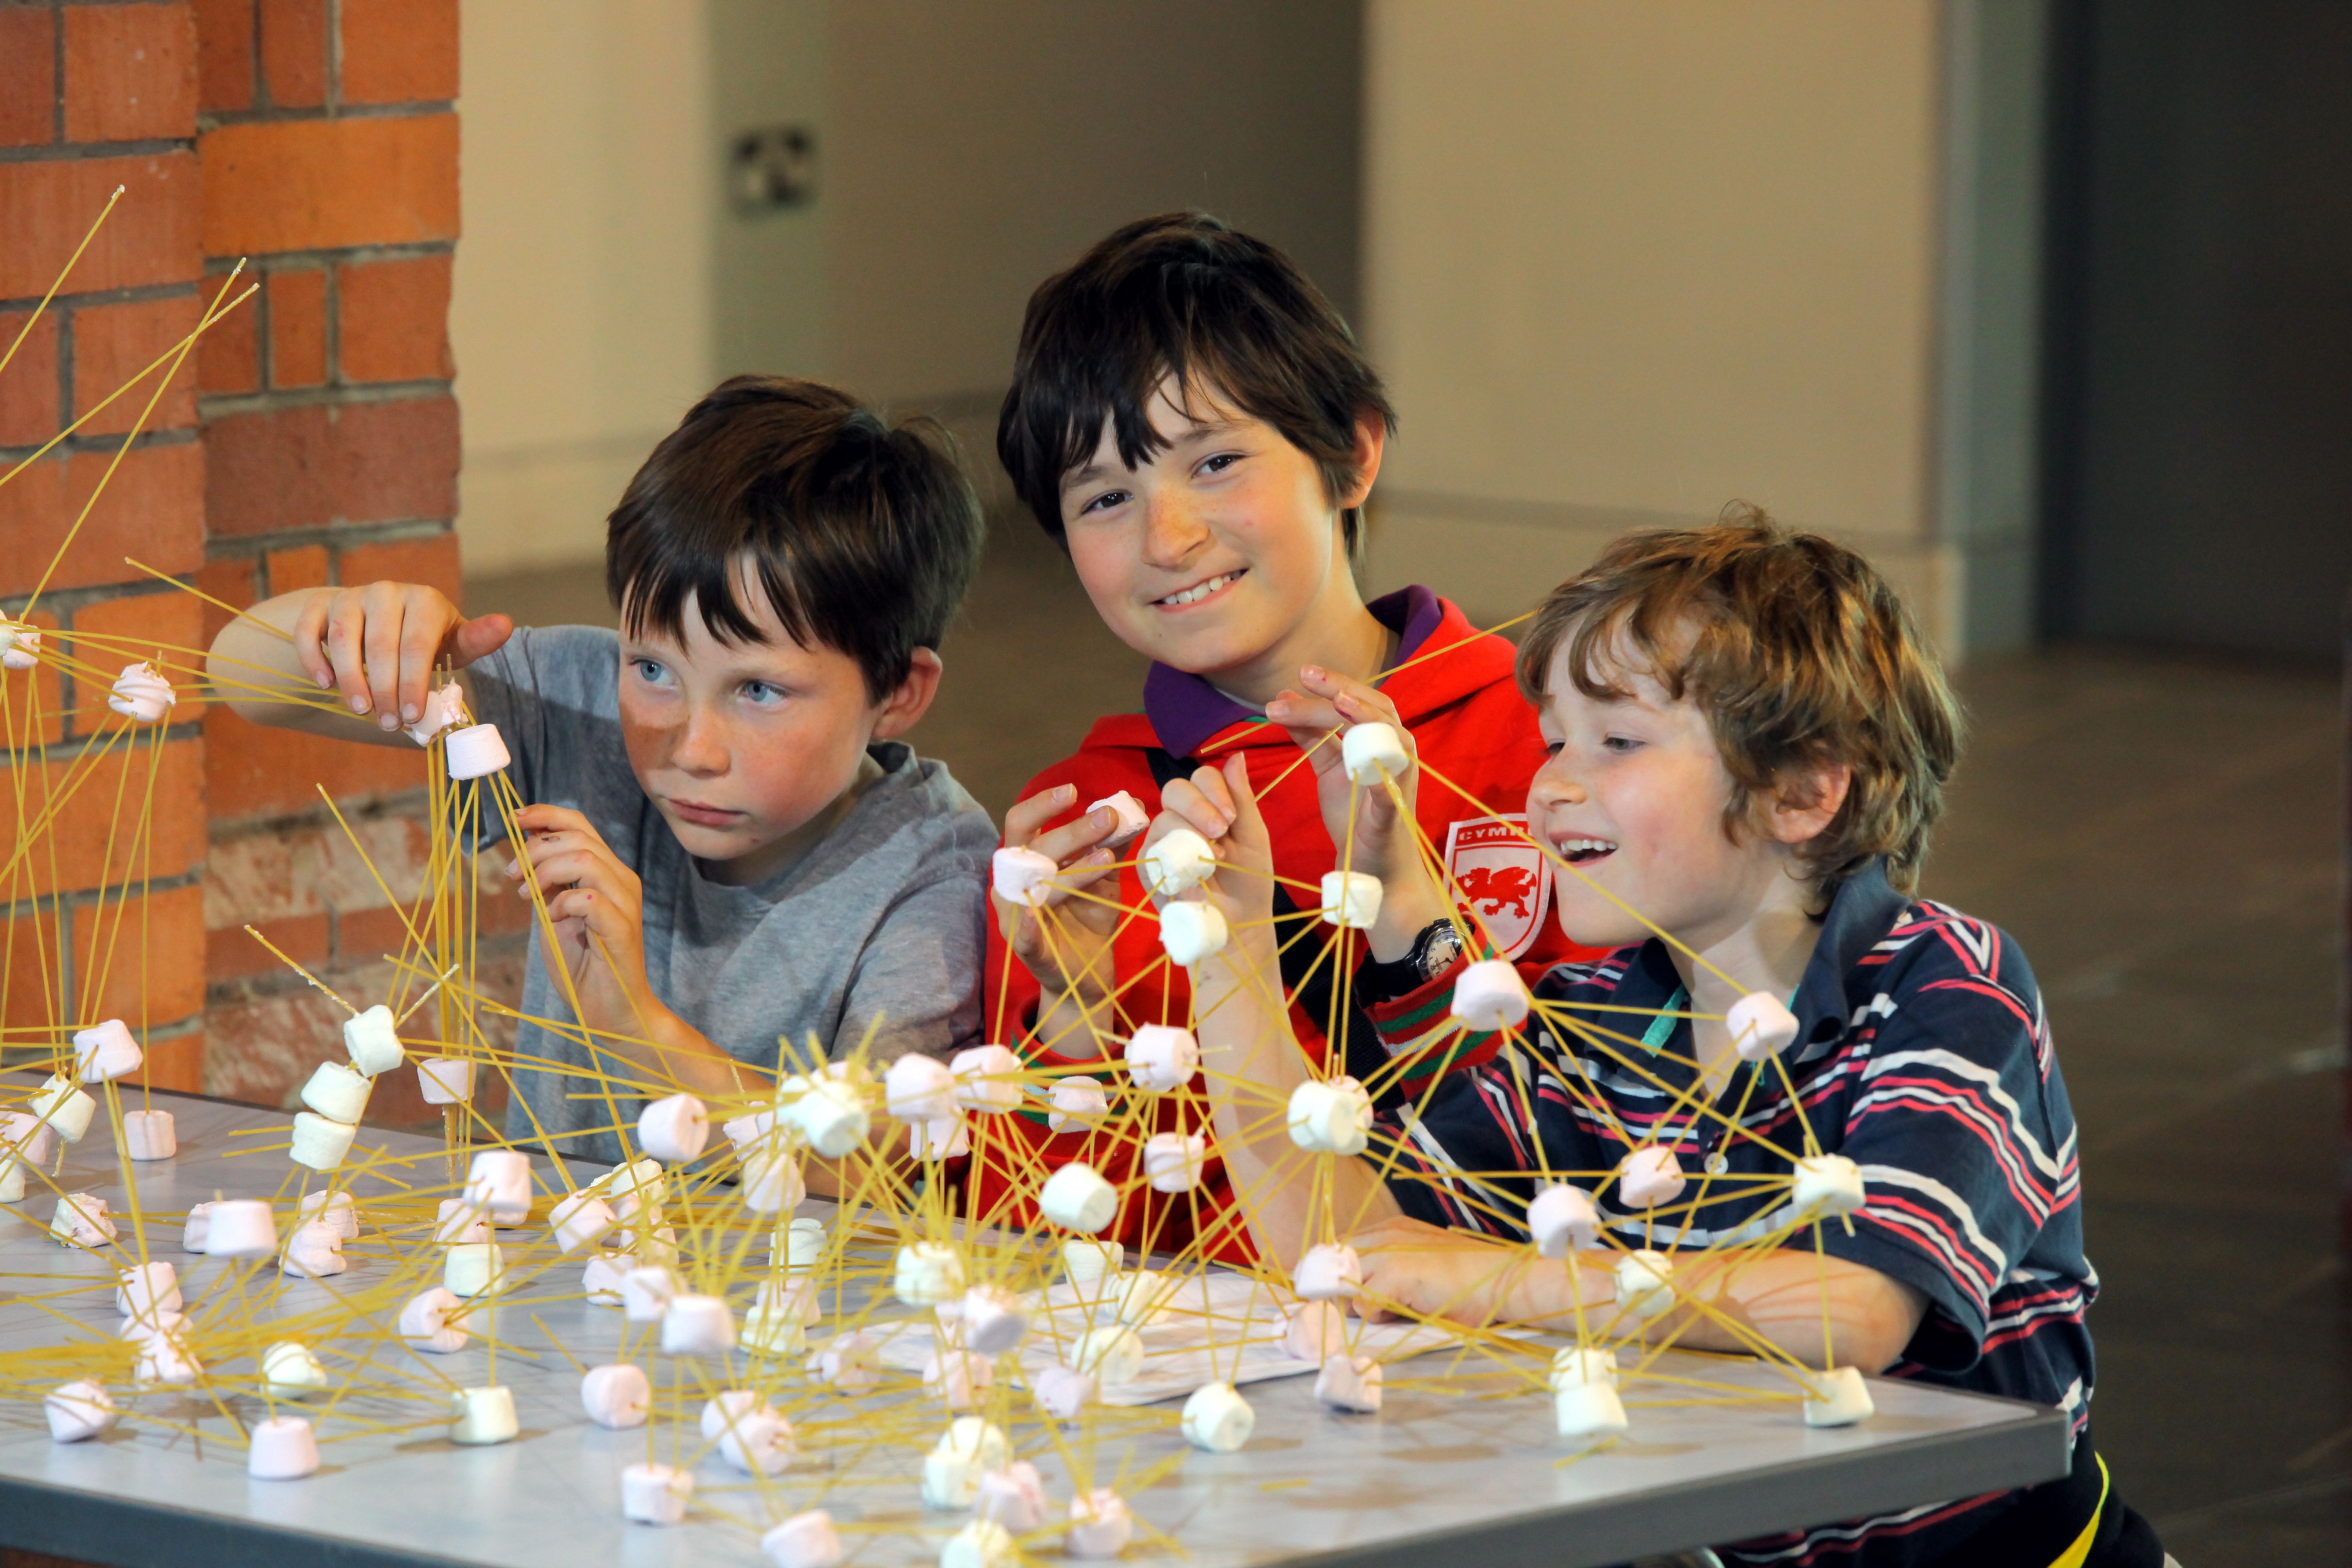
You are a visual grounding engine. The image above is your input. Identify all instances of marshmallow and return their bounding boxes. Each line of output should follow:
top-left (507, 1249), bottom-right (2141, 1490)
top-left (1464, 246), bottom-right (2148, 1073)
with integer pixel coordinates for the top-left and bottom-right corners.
top-left (921, 1417), bottom-right (1011, 1509)
top-left (1803, 1365), bottom-right (1875, 1426)
top-left (960, 1286), bottom-right (1029, 1355)
top-left (1451, 958), bottom-right (1531, 1031)
top-left (202, 1198), bottom-right (276, 1258)
top-left (741, 1303), bottom-right (809, 1358)
top-left (1792, 1153), bottom-right (1867, 1218)
top-left (117, 1261), bottom-right (181, 1319)
top-left (1088, 790), bottom-right (1150, 845)
top-left (1295, 1242), bottom-right (1362, 1300)
top-left (1038, 1161), bottom-right (1119, 1233)
top-left (132, 1326), bottom-right (199, 1386)
top-left (1287, 1076), bottom-right (1373, 1156)
top-left (700, 1389), bottom-right (775, 1442)
top-left (120, 1108), bottom-right (176, 1161)
top-left (719, 1411), bottom-right (794, 1474)
top-left (990, 845), bottom-right (1060, 905)
top-left (549, 1191), bottom-right (617, 1253)
top-left (298, 1187), bottom-right (359, 1240)
top-left (638, 1093), bottom-right (710, 1164)
top-left (1319, 870), bottom-right (1382, 930)
top-left (777, 1215), bottom-right (827, 1271)
top-left (5, 1110), bottom-right (60, 1168)
top-left (1551, 1346), bottom-right (1621, 1390)
top-left (1617, 1145), bottom-right (1687, 1210)
top-left (942, 1519), bottom-right (1017, 1568)
top-left (911, 1112), bottom-right (970, 1161)
top-left (1032, 1364), bottom-right (1096, 1423)
top-left (1341, 720), bottom-right (1412, 785)
top-left (405, 682), bottom-right (465, 745)
top-left (1284, 1300), bottom-right (1347, 1363)
top-left (1115, 1270), bottom-right (1181, 1326)
top-left (1614, 1249), bottom-right (1676, 1322)
top-left (248, 1415), bottom-right (321, 1479)
top-left (451, 1385), bottom-right (518, 1445)
top-left (106, 661), bottom-right (175, 724)
top-left (263, 1341), bottom-right (332, 1399)
top-left (1047, 1075), bottom-right (1109, 1131)
top-left (299, 1060), bottom-right (372, 1124)
top-left (282, 1221), bottom-right (348, 1279)
top-left (444, 722), bottom-right (512, 780)
top-left (72, 1019), bottom-right (142, 1082)
top-left (761, 1510), bottom-right (843, 1568)
top-left (465, 1149), bottom-right (533, 1225)
top-left (1158, 900), bottom-right (1228, 964)
top-left (1, 621), bottom-right (41, 670)
top-left (1554, 1380), bottom-right (1631, 1442)
top-left (342, 1003), bottom-right (404, 1076)
top-left (951, 1044), bottom-right (1024, 1113)
top-left (45, 1380), bottom-right (117, 1442)
top-left (0, 1152), bottom-right (19, 1204)
top-left (886, 1052), bottom-right (959, 1122)
top-left (289, 1112), bottom-right (357, 1172)
top-left (1143, 1130), bottom-right (1207, 1192)
top-left (781, 1072), bottom-right (868, 1157)
top-left (417, 1057), bottom-right (474, 1104)
top-left (807, 1330), bottom-right (881, 1393)
top-left (1140, 826), bottom-right (1217, 897)
top-left (620, 1265), bottom-right (678, 1322)
top-left (30, 1073), bottom-right (97, 1142)
top-left (661, 1293), bottom-right (735, 1355)
top-left (399, 1286), bottom-right (469, 1354)
top-left (923, 1349), bottom-right (994, 1412)
top-left (50, 1192), bottom-right (115, 1248)
top-left (1315, 1353), bottom-right (1383, 1413)
top-left (722, 1106), bottom-right (776, 1154)
top-left (1181, 1382), bottom-right (1255, 1452)
top-left (434, 1197), bottom-right (492, 1246)
top-left (740, 1150), bottom-right (806, 1214)
top-left (621, 1462), bottom-right (693, 1526)
top-left (443, 1241), bottom-right (504, 1297)
top-left (1066, 1490), bottom-right (1134, 1560)
top-left (1063, 1237), bottom-right (1125, 1287)
top-left (976, 1460), bottom-right (1048, 1532)
top-left (581, 1251), bottom-right (632, 1306)
top-left (1528, 1183), bottom-right (1601, 1258)
top-left (894, 1240), bottom-right (965, 1306)
top-left (1729, 990), bottom-right (1800, 1061)
top-left (1124, 1024), bottom-right (1199, 1092)
top-left (1072, 1324), bottom-right (1144, 1386)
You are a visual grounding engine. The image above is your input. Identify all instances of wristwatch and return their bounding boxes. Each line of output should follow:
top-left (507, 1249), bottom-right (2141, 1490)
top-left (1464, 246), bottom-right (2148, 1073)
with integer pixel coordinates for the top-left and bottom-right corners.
top-left (1363, 918), bottom-right (1465, 1001)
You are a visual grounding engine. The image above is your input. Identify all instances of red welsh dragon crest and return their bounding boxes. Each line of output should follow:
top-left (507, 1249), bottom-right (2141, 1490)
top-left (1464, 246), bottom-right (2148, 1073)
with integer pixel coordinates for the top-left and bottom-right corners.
top-left (1441, 814), bottom-right (1553, 959)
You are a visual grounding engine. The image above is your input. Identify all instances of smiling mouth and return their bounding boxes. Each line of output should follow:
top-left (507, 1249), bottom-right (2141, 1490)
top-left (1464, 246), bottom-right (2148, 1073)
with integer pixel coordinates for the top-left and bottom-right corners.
top-left (1556, 837), bottom-right (1617, 866)
top-left (1154, 570), bottom-right (1243, 609)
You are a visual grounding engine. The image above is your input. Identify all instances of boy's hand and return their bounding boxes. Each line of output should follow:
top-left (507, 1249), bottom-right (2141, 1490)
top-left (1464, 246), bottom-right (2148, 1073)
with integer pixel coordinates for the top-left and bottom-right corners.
top-left (1350, 1212), bottom-right (1585, 1328)
top-left (994, 784), bottom-right (1125, 1016)
top-left (1148, 753), bottom-right (1277, 966)
top-left (1264, 668), bottom-right (1449, 961)
top-left (508, 804), bottom-right (668, 1040)
top-left (290, 583), bottom-right (513, 735)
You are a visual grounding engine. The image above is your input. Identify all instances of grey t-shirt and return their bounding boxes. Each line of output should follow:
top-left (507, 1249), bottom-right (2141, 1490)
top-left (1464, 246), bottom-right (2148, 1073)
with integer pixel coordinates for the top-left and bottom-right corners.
top-left (467, 625), bottom-right (995, 1163)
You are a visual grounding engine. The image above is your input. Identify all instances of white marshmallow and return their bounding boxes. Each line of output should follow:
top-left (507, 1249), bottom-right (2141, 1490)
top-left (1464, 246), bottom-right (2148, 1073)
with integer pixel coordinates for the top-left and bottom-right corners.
top-left (1450, 958), bottom-right (1531, 1031)
top-left (1140, 826), bottom-right (1216, 896)
top-left (298, 1187), bottom-right (359, 1240)
top-left (262, 1341), bottom-right (331, 1399)
top-left (911, 1112), bottom-right (970, 1161)
top-left (1528, 1183), bottom-right (1602, 1258)
top-left (444, 722), bottom-right (512, 780)
top-left (776, 1214), bottom-right (827, 1271)
top-left (1180, 1381), bottom-right (1255, 1452)
top-left (699, 1389), bottom-right (775, 1442)
top-left (895, 1240), bottom-right (966, 1306)
top-left (434, 1197), bottom-right (491, 1245)
top-left (1158, 900), bottom-right (1228, 964)
top-left (661, 1293), bottom-right (735, 1354)
top-left (761, 1510), bottom-right (842, 1568)
top-left (1319, 870), bottom-right (1382, 929)
top-left (1046, 1074), bottom-right (1109, 1131)
top-left (781, 1072), bottom-right (868, 1157)
top-left (1614, 1249), bottom-right (1676, 1322)
top-left (282, 1220), bottom-right (348, 1278)
top-left (289, 1111), bottom-right (357, 1172)
top-left (990, 845), bottom-right (1060, 905)
top-left (1038, 1161), bottom-right (1119, 1233)
top-left (1284, 1300), bottom-right (1346, 1363)
top-left (30, 1073), bottom-right (97, 1142)
top-left (106, 661), bottom-right (175, 723)
top-left (342, 1003), bottom-right (404, 1076)
top-left (1032, 1364), bottom-right (1096, 1423)
top-left (806, 1330), bottom-right (880, 1393)
top-left (202, 1197), bottom-right (276, 1258)
top-left (45, 1380), bottom-right (117, 1442)
top-left (464, 1149), bottom-right (532, 1225)
top-left (1066, 1490), bottom-right (1134, 1559)
top-left (1142, 1130), bottom-right (1207, 1192)
top-left (1729, 990), bottom-right (1800, 1061)
top-left (1115, 1270), bottom-right (1181, 1326)
top-left (50, 1192), bottom-right (115, 1248)
top-left (591, 1155), bottom-right (667, 1211)
top-left (1617, 1145), bottom-right (1687, 1210)
top-left (1340, 721), bottom-right (1411, 785)
top-left (1792, 1153), bottom-right (1867, 1218)
top-left (951, 1044), bottom-right (1024, 1113)
top-left (248, 1415), bottom-right (321, 1479)
top-left (976, 1460), bottom-right (1048, 1532)
top-left (416, 1056), bottom-right (473, 1104)
top-left (1315, 1353), bottom-right (1383, 1413)
top-left (960, 1286), bottom-right (1029, 1355)
top-left (941, 1519), bottom-right (1017, 1568)
top-left (620, 1265), bottom-right (678, 1322)
top-left (582, 1251), bottom-right (632, 1307)
top-left (443, 1241), bottom-right (504, 1297)
top-left (1062, 1238), bottom-right (1125, 1287)
top-left (1123, 1024), bottom-right (1199, 1092)
top-left (886, 1052), bottom-right (960, 1121)
top-left (1550, 1346), bottom-right (1620, 1390)
top-left (405, 681), bottom-right (466, 745)
top-left (637, 1093), bottom-right (709, 1163)
top-left (741, 1303), bottom-right (809, 1358)
top-left (621, 1462), bottom-right (693, 1526)
top-left (740, 1150), bottom-right (806, 1214)
top-left (72, 1018), bottom-right (142, 1082)
top-left (1803, 1365), bottom-right (1875, 1426)
top-left (1072, 1324), bottom-right (1145, 1386)
top-left (1088, 790), bottom-right (1150, 846)
top-left (920, 1416), bottom-right (1011, 1509)
top-left (923, 1349), bottom-right (994, 1411)
top-left (451, 1385), bottom-right (518, 1444)
top-left (722, 1106), bottom-right (776, 1153)
top-left (398, 1286), bottom-right (469, 1354)
top-left (5, 1109), bottom-right (61, 1168)
top-left (549, 1191), bottom-right (616, 1253)
top-left (1287, 1076), bottom-right (1373, 1156)
top-left (720, 1411), bottom-right (794, 1475)
top-left (120, 1108), bottom-right (176, 1161)
top-left (1554, 1380), bottom-right (1630, 1442)
top-left (116, 1260), bottom-right (181, 1319)
top-left (1, 621), bottom-right (41, 671)
top-left (0, 1150), bottom-right (19, 1204)
top-left (299, 1060), bottom-right (372, 1124)
top-left (132, 1326), bottom-right (199, 1387)
top-left (1294, 1242), bottom-right (1362, 1300)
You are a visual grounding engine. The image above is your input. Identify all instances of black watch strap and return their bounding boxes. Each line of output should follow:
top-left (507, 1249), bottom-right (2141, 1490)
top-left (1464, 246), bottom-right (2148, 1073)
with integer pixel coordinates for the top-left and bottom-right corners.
top-left (1361, 918), bottom-right (1463, 1003)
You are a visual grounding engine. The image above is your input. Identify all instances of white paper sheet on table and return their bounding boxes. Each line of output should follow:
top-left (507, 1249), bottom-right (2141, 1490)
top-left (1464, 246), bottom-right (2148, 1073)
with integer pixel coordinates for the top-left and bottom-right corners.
top-left (859, 1271), bottom-right (1461, 1407)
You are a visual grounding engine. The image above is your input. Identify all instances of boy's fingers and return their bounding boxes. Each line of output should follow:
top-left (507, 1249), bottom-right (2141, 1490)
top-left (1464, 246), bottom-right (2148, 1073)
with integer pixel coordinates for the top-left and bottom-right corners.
top-left (395, 605), bottom-right (446, 726)
top-left (1003, 784), bottom-right (1079, 846)
top-left (1156, 779), bottom-right (1228, 841)
top-left (289, 596), bottom-right (335, 689)
top-left (358, 581), bottom-right (406, 729)
top-left (1026, 807), bottom-right (1119, 866)
top-left (323, 597), bottom-right (373, 715)
top-left (1189, 763), bottom-right (1236, 825)
top-left (449, 612), bottom-right (513, 670)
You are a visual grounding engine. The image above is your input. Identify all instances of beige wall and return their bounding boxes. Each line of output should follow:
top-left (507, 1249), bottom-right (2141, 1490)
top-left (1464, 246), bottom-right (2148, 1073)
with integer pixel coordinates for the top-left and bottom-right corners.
top-left (1360, 0), bottom-right (1958, 649)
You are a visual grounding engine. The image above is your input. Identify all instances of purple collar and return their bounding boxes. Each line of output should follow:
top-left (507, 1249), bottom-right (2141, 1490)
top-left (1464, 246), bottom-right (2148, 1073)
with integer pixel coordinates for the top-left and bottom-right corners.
top-left (1142, 585), bottom-right (1446, 759)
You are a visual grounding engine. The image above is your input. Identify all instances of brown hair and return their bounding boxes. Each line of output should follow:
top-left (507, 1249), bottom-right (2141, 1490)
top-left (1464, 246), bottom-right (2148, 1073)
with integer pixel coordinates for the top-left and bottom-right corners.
top-left (1515, 506), bottom-right (1963, 895)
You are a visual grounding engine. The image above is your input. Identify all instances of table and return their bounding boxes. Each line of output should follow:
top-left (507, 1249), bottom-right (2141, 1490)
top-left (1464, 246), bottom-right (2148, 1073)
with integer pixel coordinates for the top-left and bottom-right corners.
top-left (0, 1086), bottom-right (2070, 1568)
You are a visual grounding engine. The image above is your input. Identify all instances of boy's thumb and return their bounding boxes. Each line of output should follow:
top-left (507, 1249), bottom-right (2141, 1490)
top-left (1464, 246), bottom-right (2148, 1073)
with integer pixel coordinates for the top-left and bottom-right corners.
top-left (451, 614), bottom-right (515, 668)
top-left (1222, 753), bottom-right (1265, 839)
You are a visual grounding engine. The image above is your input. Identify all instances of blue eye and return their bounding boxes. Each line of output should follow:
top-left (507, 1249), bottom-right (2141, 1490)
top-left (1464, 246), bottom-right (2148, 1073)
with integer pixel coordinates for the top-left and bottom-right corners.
top-left (743, 681), bottom-right (782, 704)
top-left (632, 659), bottom-right (671, 685)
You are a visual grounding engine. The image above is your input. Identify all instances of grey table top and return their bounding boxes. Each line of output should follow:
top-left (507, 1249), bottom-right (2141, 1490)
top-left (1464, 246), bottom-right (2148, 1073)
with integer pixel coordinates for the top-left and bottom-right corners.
top-left (0, 1085), bottom-right (2069, 1568)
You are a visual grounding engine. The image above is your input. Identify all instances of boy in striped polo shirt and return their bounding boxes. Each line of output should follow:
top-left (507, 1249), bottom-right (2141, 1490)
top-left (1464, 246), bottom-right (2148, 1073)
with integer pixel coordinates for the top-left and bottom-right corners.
top-left (1152, 514), bottom-right (2169, 1566)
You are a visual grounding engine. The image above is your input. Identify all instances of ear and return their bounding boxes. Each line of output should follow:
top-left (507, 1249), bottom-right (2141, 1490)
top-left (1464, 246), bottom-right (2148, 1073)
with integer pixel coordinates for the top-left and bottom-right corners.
top-left (1765, 759), bottom-right (1852, 847)
top-left (1335, 409), bottom-right (1389, 513)
top-left (869, 647), bottom-right (943, 742)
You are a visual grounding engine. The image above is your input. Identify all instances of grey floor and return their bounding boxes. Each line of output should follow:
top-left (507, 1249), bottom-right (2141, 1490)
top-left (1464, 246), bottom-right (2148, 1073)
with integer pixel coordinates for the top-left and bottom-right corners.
top-left (469, 524), bottom-right (2351, 1567)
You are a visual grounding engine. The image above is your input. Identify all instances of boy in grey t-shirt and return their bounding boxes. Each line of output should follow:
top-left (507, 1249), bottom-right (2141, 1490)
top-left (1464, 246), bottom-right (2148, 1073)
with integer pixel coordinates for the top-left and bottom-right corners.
top-left (208, 377), bottom-right (994, 1166)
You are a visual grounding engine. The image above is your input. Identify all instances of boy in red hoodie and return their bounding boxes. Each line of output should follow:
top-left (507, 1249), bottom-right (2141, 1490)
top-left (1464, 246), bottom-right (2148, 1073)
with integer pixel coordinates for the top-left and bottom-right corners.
top-left (977, 213), bottom-right (1597, 1261)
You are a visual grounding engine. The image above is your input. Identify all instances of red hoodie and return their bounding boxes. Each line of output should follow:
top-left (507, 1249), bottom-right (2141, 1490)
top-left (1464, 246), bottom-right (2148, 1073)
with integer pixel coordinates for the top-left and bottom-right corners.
top-left (971, 588), bottom-right (1597, 1262)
